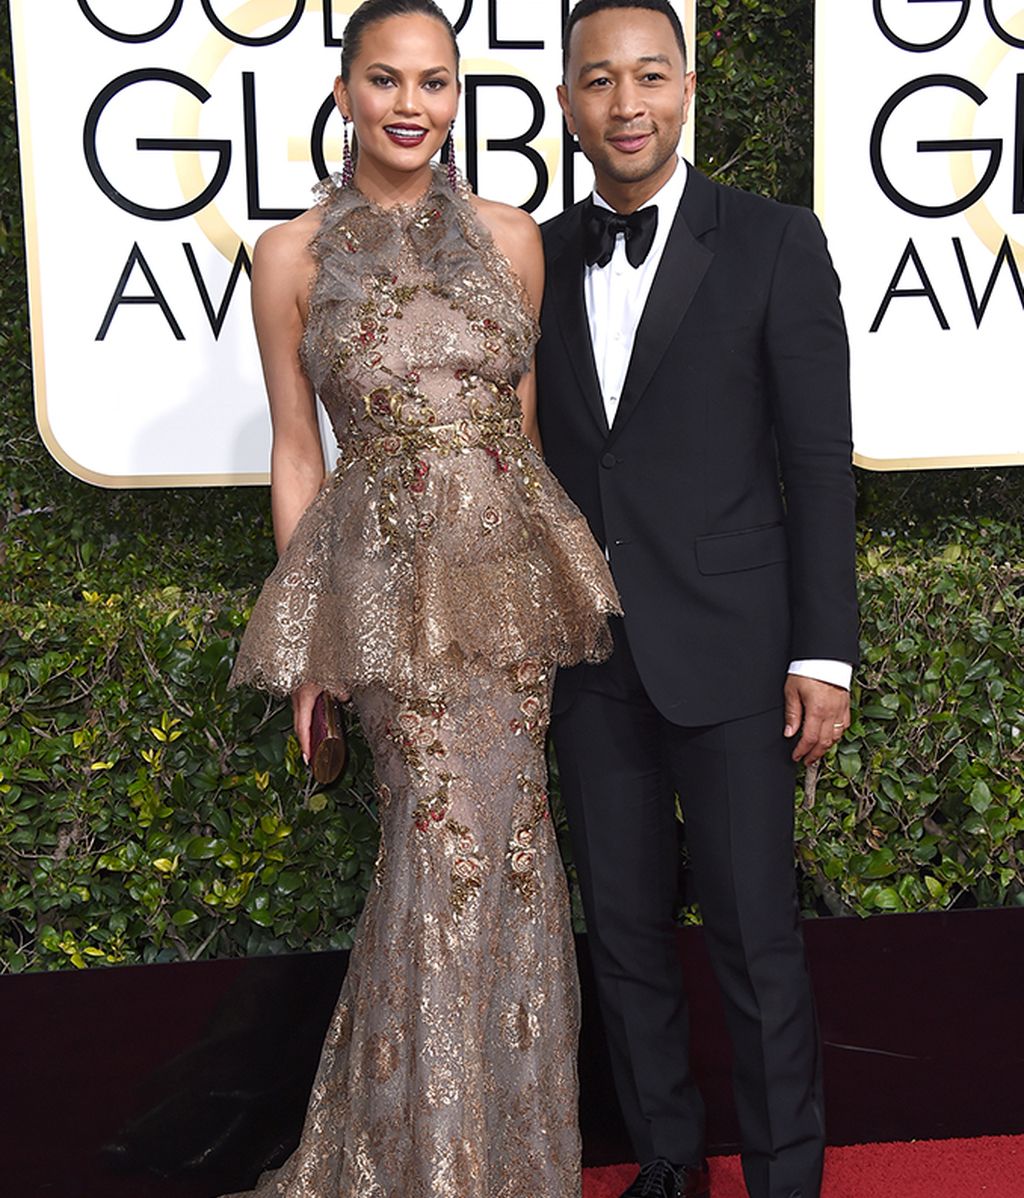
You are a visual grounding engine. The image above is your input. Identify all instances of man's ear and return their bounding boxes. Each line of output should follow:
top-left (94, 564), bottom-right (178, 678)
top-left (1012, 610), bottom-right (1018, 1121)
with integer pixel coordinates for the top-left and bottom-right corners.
top-left (556, 83), bottom-right (576, 137)
top-left (680, 71), bottom-right (696, 125)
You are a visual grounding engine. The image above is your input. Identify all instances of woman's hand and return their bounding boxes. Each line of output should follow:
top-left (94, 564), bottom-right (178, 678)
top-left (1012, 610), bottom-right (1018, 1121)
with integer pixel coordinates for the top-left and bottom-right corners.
top-left (292, 682), bottom-right (352, 764)
top-left (292, 682), bottom-right (321, 764)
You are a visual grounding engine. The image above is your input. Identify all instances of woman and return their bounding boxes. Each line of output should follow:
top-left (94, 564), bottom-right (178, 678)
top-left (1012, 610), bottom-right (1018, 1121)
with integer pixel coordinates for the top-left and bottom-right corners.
top-left (227, 1), bottom-right (618, 1194)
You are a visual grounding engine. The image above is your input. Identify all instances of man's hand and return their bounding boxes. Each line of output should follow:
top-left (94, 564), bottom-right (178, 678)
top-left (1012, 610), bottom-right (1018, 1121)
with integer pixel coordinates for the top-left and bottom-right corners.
top-left (783, 674), bottom-right (850, 764)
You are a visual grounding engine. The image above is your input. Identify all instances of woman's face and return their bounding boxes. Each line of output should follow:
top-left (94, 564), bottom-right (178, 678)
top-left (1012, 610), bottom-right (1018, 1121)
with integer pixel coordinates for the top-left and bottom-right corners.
top-left (335, 13), bottom-right (459, 183)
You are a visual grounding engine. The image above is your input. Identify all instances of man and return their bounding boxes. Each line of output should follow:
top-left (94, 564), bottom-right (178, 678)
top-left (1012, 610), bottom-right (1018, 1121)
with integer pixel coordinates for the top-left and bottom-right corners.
top-left (536, 3), bottom-right (858, 1197)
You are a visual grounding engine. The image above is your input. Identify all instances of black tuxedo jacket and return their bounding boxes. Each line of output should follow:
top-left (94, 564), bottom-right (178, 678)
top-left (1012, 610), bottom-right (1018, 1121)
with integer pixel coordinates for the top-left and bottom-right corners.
top-left (538, 166), bottom-right (859, 726)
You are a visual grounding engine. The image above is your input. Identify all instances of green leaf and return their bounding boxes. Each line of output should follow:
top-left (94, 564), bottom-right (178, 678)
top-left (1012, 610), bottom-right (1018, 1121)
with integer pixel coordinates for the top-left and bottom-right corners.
top-left (185, 837), bottom-right (222, 860)
top-left (868, 886), bottom-right (903, 911)
top-left (969, 780), bottom-right (992, 814)
top-left (863, 848), bottom-right (897, 878)
top-left (838, 751), bottom-right (862, 780)
top-left (275, 871), bottom-right (304, 895)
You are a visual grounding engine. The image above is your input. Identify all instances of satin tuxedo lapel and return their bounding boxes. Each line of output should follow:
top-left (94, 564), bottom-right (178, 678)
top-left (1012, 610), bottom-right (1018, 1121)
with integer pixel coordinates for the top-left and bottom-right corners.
top-left (545, 208), bottom-right (609, 436)
top-left (607, 168), bottom-right (717, 443)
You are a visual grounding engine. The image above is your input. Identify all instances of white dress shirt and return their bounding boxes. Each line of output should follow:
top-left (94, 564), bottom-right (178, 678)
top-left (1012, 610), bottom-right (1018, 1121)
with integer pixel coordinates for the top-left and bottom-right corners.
top-left (584, 157), bottom-right (852, 692)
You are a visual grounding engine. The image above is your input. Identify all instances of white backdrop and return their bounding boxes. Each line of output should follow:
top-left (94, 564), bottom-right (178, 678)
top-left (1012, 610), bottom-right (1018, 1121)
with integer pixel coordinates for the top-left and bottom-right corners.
top-left (817, 0), bottom-right (1024, 469)
top-left (11, 0), bottom-right (695, 487)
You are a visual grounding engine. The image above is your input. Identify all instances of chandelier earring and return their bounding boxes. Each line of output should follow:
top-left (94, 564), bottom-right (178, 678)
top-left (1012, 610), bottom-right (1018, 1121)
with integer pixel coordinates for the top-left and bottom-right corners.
top-left (341, 115), bottom-right (354, 188)
top-left (444, 121), bottom-right (458, 191)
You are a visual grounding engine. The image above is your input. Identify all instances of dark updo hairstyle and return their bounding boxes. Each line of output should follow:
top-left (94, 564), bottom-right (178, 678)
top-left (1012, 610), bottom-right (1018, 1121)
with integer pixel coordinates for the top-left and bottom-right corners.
top-left (340, 0), bottom-right (460, 80)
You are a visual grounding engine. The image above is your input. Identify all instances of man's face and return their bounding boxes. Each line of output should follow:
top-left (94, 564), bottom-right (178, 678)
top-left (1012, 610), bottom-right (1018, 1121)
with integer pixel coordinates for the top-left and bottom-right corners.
top-left (558, 7), bottom-right (695, 196)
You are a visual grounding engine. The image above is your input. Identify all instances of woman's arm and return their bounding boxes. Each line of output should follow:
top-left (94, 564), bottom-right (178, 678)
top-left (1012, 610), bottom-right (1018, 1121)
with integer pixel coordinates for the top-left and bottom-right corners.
top-left (516, 362), bottom-right (541, 454)
top-left (251, 213), bottom-right (340, 757)
top-left (251, 216), bottom-right (323, 554)
top-left (471, 198), bottom-right (545, 452)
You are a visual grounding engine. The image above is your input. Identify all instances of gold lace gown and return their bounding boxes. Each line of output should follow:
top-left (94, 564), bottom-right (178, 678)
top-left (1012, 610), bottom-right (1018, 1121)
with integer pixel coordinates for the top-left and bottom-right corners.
top-left (227, 167), bottom-right (618, 1198)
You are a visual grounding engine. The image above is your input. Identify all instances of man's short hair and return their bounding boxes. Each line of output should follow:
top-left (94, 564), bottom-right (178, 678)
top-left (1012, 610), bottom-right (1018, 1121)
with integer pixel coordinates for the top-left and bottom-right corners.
top-left (562, 0), bottom-right (688, 74)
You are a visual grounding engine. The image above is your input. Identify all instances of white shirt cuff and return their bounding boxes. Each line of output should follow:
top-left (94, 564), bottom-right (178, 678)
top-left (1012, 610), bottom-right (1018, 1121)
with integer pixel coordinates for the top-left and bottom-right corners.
top-left (787, 659), bottom-right (853, 690)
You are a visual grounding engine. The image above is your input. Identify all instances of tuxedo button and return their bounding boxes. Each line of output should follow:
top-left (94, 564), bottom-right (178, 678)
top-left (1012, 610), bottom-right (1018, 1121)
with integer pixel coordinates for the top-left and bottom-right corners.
top-left (601, 452), bottom-right (617, 469)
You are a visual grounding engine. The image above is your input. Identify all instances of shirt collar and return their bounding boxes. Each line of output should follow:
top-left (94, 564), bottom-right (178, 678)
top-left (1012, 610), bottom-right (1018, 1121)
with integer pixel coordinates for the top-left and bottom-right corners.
top-left (592, 156), bottom-right (688, 217)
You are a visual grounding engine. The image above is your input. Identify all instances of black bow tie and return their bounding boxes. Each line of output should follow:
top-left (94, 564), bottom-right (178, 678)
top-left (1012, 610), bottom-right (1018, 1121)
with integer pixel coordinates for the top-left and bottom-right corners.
top-left (583, 199), bottom-right (659, 269)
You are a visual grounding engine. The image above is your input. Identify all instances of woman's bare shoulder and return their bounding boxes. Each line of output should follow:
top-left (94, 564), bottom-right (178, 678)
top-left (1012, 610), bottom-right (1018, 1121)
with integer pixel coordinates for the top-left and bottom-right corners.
top-left (467, 193), bottom-right (540, 256)
top-left (254, 206), bottom-right (322, 270)
top-left (467, 197), bottom-right (542, 314)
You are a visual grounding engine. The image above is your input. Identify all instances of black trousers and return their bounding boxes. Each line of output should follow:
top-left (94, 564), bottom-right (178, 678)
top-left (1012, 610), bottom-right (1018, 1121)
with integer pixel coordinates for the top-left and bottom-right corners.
top-left (552, 623), bottom-right (823, 1198)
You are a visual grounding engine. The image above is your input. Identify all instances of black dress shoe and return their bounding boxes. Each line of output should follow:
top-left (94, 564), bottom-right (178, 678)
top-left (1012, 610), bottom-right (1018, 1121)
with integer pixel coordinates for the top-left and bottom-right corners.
top-left (619, 1157), bottom-right (710, 1198)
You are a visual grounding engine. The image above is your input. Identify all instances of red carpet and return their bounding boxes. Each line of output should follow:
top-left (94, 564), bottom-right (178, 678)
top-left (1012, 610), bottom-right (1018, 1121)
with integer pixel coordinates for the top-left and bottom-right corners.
top-left (583, 1136), bottom-right (1024, 1197)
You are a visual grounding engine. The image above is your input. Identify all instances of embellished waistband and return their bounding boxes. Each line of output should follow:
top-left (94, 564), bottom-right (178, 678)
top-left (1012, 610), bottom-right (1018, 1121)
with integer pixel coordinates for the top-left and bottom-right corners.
top-left (336, 416), bottom-right (526, 469)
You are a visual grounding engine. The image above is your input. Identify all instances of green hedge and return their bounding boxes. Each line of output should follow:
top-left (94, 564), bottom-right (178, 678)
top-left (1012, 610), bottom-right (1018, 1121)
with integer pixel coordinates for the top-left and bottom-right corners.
top-left (3, 531), bottom-right (1022, 972)
top-left (2, 3), bottom-right (1023, 972)
top-left (799, 536), bottom-right (1024, 917)
top-left (0, 591), bottom-right (379, 971)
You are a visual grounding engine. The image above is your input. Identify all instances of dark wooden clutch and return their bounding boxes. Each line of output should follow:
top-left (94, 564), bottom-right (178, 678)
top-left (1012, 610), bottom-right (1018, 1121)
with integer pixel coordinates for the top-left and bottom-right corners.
top-left (310, 691), bottom-right (346, 785)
